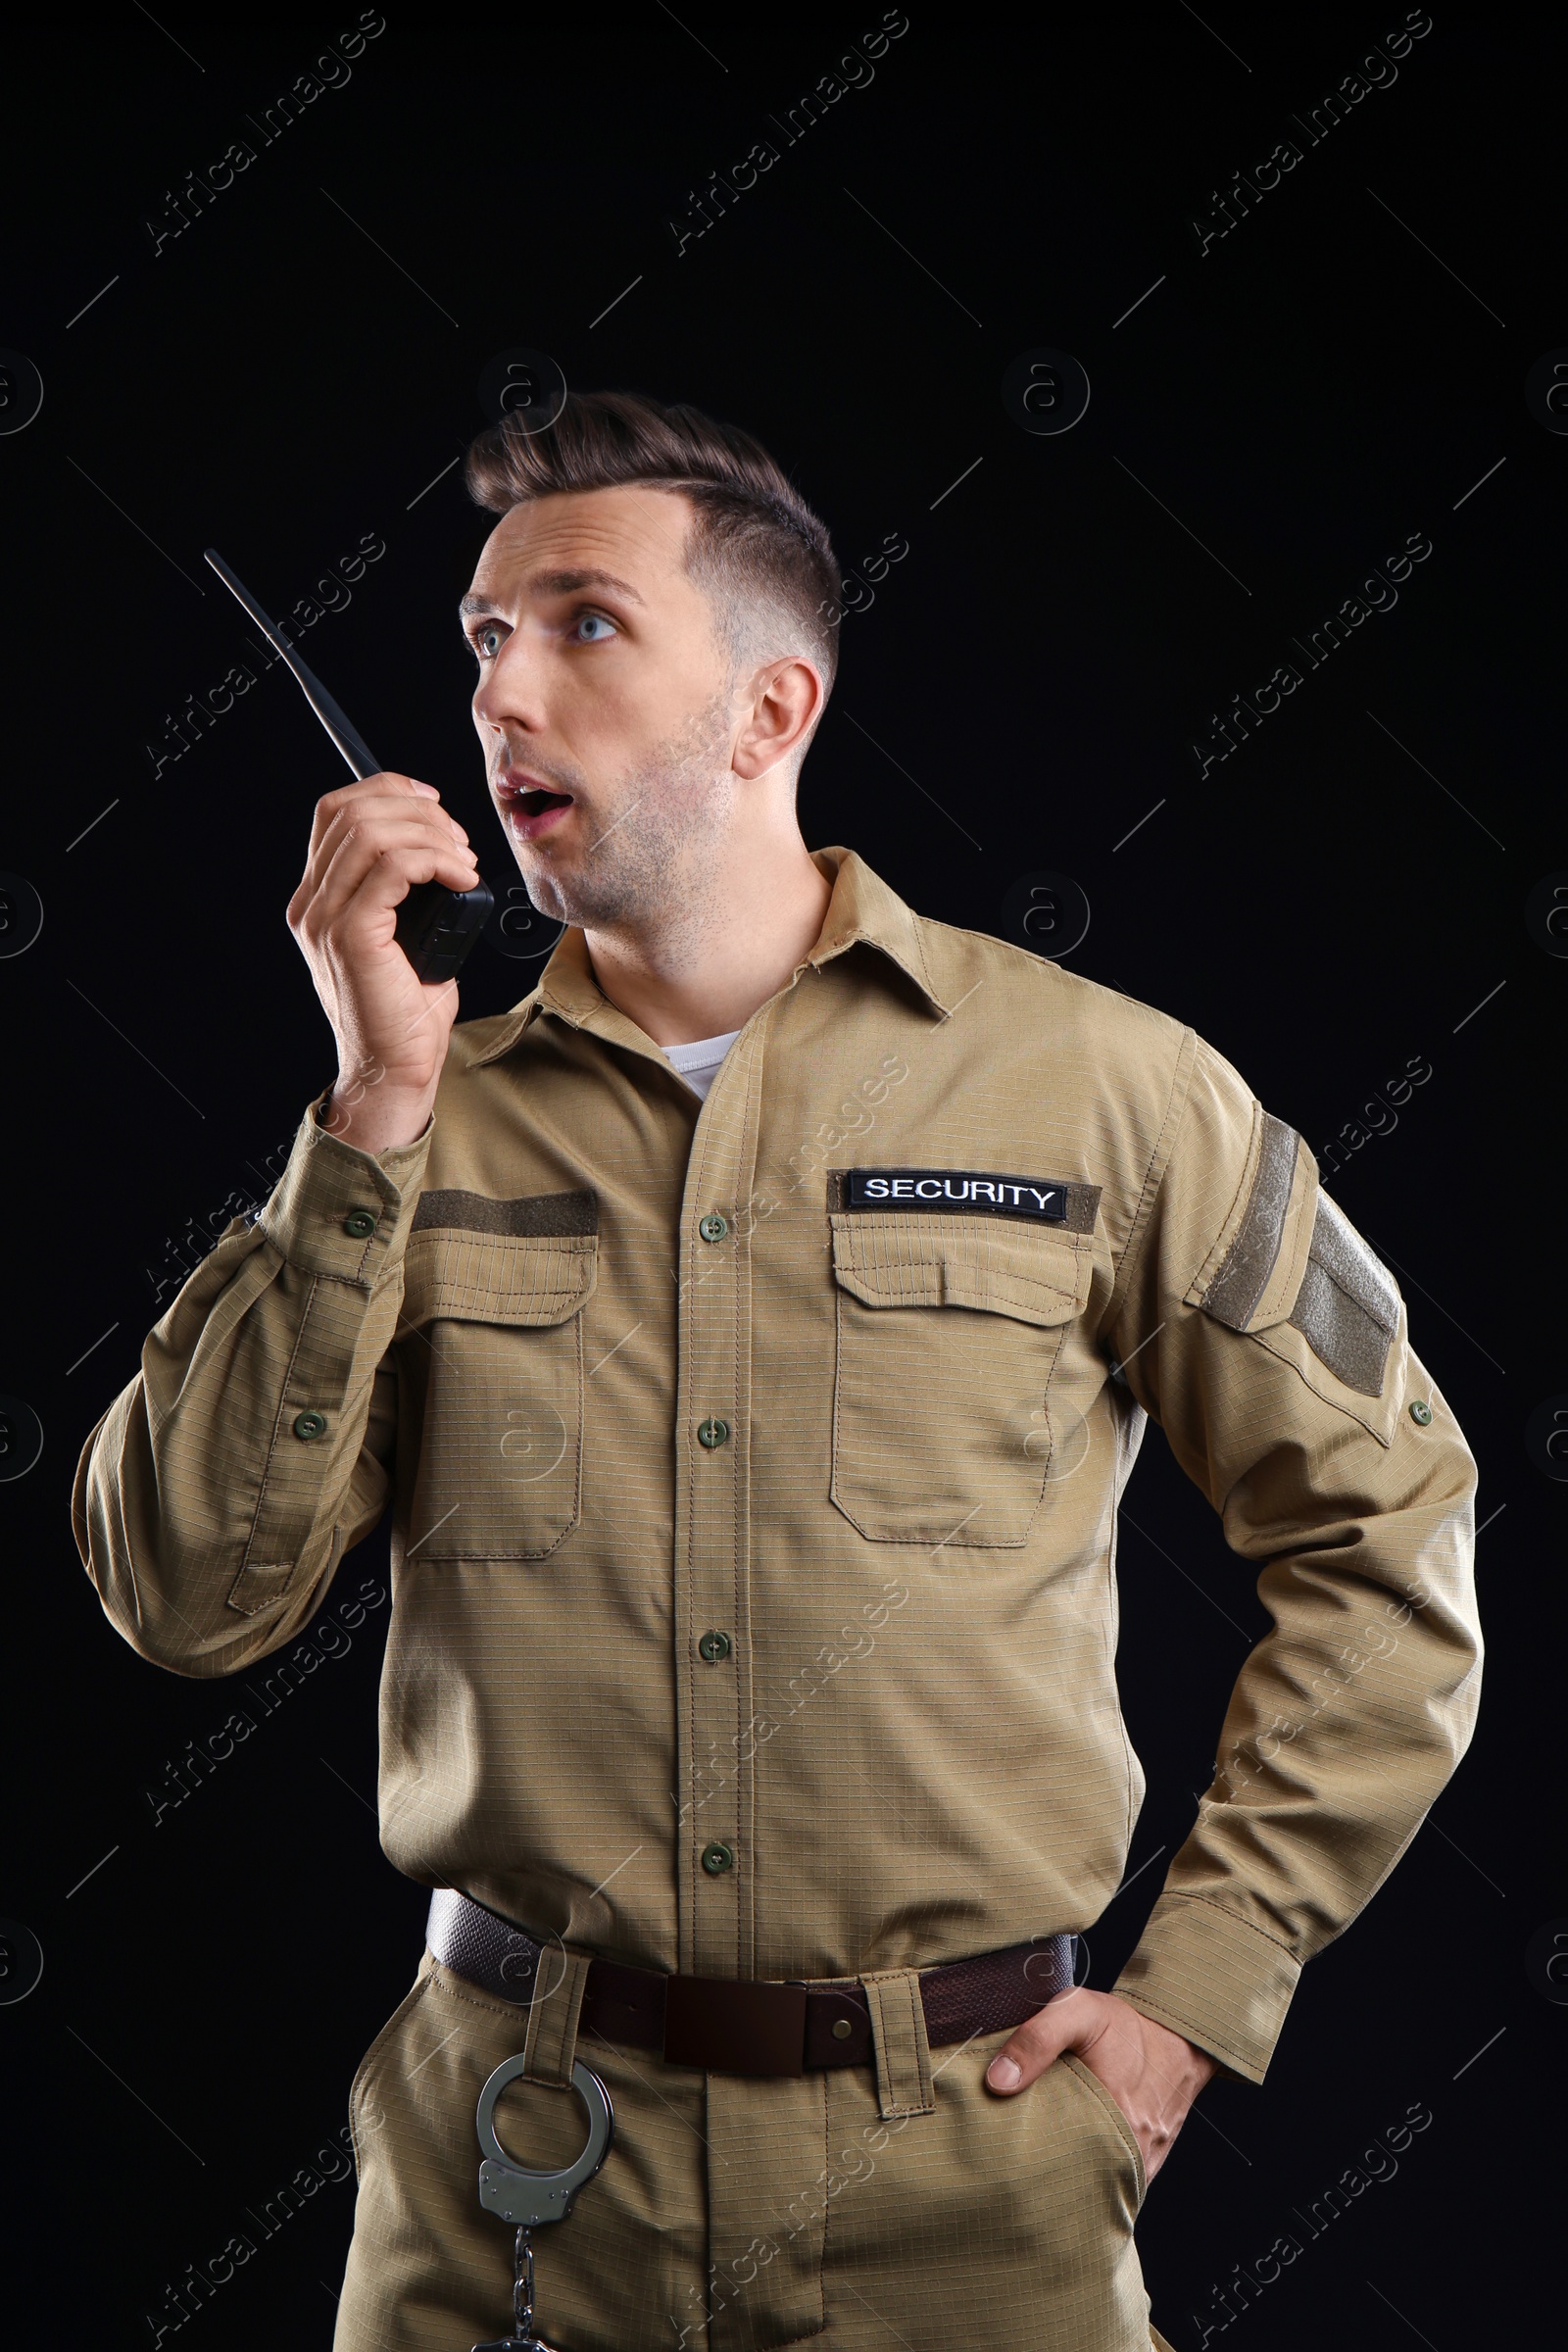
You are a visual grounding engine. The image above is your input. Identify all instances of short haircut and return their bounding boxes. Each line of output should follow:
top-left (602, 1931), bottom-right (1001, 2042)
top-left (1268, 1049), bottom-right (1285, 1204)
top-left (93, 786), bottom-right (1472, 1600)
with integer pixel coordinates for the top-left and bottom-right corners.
top-left (465, 389), bottom-right (841, 707)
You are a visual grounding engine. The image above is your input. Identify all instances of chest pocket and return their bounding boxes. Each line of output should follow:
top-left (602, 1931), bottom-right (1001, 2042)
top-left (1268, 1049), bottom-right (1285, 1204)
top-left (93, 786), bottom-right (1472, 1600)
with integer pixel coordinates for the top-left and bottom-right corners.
top-left (397, 1208), bottom-right (598, 1561)
top-left (828, 1212), bottom-right (1094, 1547)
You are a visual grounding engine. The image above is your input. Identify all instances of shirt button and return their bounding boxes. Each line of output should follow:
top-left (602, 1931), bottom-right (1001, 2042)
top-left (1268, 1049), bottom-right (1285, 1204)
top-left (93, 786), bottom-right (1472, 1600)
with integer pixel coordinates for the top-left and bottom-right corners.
top-left (292, 1410), bottom-right (327, 1441)
top-left (697, 1417), bottom-right (731, 1449)
top-left (698, 1212), bottom-right (728, 1243)
top-left (1408, 1399), bottom-right (1433, 1426)
top-left (343, 1209), bottom-right (378, 1240)
top-left (698, 1630), bottom-right (732, 1662)
top-left (701, 1840), bottom-right (735, 1875)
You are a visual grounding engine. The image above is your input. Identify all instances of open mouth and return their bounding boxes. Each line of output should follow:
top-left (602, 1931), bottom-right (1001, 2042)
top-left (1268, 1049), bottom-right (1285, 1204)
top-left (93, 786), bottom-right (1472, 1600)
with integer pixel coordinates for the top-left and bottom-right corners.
top-left (499, 775), bottom-right (575, 836)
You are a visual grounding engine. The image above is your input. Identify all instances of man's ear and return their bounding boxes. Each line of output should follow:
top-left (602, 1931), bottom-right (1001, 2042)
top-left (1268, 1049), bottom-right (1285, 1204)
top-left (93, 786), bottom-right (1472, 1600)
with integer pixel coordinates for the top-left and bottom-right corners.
top-left (731, 656), bottom-right (824, 781)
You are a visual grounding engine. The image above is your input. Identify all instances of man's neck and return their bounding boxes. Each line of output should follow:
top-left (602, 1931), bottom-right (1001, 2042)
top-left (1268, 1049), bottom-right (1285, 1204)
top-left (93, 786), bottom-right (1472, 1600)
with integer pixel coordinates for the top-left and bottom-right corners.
top-left (582, 834), bottom-right (833, 1049)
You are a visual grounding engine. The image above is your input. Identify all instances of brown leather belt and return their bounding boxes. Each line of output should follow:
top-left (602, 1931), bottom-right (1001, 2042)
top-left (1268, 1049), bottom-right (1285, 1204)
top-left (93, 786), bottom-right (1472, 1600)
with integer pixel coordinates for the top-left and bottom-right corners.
top-left (426, 1889), bottom-right (1077, 2078)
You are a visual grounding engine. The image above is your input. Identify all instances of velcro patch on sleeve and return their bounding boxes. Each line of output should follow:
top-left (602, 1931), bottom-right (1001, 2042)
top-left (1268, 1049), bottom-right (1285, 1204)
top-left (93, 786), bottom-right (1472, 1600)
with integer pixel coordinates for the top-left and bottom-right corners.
top-left (1287, 1194), bottom-right (1399, 1396)
top-left (1196, 1112), bottom-right (1304, 1331)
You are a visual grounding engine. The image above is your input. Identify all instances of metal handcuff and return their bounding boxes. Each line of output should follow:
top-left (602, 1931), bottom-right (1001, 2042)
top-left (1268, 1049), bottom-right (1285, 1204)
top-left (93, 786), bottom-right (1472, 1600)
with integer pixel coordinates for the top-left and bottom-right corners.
top-left (469, 2053), bottom-right (615, 2352)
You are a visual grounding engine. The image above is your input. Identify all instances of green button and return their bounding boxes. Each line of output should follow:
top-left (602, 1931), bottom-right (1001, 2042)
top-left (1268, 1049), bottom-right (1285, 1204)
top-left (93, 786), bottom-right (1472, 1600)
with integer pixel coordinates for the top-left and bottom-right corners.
top-left (698, 1629), bottom-right (732, 1663)
top-left (697, 1417), bottom-right (730, 1450)
top-left (343, 1209), bottom-right (378, 1240)
top-left (701, 1840), bottom-right (735, 1876)
top-left (1409, 1399), bottom-right (1433, 1426)
top-left (698, 1213), bottom-right (728, 1244)
top-left (292, 1410), bottom-right (327, 1441)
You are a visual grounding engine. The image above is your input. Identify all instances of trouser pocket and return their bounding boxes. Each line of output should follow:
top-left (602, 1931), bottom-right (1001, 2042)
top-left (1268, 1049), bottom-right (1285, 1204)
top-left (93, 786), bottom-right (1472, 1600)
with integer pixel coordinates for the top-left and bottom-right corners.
top-left (337, 1959), bottom-right (707, 2352)
top-left (813, 2025), bottom-right (1152, 2349)
top-left (1060, 2049), bottom-right (1148, 2213)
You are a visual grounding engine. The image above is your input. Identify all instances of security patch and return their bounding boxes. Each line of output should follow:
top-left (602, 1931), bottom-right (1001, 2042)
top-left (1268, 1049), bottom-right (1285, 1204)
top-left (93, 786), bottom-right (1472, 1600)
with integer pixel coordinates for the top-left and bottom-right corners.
top-left (828, 1168), bottom-right (1101, 1232)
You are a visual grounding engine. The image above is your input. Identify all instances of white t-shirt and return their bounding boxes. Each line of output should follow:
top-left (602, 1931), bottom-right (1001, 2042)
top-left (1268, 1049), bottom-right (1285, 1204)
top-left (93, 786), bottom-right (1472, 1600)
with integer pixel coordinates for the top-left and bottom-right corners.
top-left (663, 1028), bottom-right (742, 1103)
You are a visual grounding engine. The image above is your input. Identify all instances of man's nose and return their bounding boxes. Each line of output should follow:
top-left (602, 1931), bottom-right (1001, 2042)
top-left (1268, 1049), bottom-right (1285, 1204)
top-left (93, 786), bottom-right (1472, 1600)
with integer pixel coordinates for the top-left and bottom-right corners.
top-left (473, 626), bottom-right (547, 731)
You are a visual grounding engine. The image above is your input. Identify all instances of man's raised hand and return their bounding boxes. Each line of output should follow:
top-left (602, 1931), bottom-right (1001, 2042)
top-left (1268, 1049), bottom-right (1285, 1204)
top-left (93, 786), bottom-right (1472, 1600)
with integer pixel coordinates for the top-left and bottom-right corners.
top-left (287, 774), bottom-right (481, 1153)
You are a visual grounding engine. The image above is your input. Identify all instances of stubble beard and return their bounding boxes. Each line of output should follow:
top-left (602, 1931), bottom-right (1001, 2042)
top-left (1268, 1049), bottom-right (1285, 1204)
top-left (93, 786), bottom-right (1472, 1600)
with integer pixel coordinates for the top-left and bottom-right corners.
top-left (517, 686), bottom-right (737, 956)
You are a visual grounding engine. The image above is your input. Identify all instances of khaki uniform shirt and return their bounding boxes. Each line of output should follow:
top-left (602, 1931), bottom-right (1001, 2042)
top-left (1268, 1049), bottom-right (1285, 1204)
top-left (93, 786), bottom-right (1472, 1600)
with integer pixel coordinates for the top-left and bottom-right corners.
top-left (74, 846), bottom-right (1481, 2086)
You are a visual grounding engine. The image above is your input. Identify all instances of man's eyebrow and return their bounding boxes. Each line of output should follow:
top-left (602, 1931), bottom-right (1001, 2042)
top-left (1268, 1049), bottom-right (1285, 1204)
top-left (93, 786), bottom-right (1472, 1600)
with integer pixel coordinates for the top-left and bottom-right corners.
top-left (457, 567), bottom-right (646, 621)
top-left (528, 565), bottom-right (646, 605)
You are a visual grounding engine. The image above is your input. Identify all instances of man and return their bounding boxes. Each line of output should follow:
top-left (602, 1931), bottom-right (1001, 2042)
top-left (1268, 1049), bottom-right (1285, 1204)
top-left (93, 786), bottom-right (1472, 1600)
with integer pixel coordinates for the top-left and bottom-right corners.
top-left (74, 391), bottom-right (1481, 2352)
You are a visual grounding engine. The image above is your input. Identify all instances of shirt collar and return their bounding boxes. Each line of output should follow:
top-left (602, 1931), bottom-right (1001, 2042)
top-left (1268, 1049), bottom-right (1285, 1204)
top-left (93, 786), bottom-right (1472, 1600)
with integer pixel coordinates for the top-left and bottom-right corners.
top-left (467, 845), bottom-right (949, 1070)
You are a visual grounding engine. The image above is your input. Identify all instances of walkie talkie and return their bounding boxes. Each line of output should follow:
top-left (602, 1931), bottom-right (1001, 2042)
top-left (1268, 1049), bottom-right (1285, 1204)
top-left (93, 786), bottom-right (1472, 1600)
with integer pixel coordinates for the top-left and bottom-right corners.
top-left (205, 549), bottom-right (494, 985)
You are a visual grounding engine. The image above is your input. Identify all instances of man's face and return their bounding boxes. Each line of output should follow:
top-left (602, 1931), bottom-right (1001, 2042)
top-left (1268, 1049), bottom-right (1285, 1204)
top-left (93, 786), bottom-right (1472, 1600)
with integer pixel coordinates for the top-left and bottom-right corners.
top-left (462, 485), bottom-right (740, 931)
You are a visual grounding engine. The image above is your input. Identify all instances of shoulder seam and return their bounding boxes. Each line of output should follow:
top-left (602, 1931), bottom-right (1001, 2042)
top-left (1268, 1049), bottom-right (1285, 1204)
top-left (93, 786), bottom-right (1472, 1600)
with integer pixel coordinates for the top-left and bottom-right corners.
top-left (1100, 1026), bottom-right (1201, 1347)
top-left (907, 912), bottom-right (1190, 1030)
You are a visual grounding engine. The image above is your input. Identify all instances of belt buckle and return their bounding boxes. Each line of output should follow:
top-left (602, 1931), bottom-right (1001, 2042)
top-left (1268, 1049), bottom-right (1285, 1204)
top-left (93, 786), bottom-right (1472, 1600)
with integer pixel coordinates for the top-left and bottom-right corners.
top-left (662, 1975), bottom-right (808, 2076)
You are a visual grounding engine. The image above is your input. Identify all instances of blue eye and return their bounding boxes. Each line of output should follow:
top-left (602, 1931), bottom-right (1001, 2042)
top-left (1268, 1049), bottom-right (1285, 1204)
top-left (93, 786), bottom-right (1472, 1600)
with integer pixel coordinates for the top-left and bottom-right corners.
top-left (573, 612), bottom-right (616, 643)
top-left (473, 622), bottom-right (505, 660)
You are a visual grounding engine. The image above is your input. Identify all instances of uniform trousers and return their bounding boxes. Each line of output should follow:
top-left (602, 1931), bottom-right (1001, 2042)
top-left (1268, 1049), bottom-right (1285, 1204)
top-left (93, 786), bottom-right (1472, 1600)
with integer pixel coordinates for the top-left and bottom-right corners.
top-left (335, 1948), bottom-right (1173, 2352)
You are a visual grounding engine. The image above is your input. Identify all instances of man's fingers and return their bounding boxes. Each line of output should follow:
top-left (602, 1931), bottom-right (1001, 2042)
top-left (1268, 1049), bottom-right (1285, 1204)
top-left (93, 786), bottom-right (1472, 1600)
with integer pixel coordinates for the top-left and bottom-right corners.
top-left (985, 1988), bottom-right (1091, 2094)
top-left (293, 821), bottom-right (459, 933)
top-left (302, 775), bottom-right (402, 863)
top-left (301, 774), bottom-right (464, 881)
top-left (301, 783), bottom-right (468, 894)
top-left (295, 801), bottom-right (476, 916)
top-left (294, 820), bottom-right (480, 943)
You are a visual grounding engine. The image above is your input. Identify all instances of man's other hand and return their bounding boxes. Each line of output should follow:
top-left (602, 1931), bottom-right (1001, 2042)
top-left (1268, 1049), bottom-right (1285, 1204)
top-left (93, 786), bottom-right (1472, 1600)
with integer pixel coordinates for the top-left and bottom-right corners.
top-left (984, 1986), bottom-right (1218, 2184)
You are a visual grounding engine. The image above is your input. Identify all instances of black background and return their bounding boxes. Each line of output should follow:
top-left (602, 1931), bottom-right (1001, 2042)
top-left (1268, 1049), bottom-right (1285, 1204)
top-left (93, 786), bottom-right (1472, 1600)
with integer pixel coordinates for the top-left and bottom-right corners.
top-left (0, 6), bottom-right (1558, 2346)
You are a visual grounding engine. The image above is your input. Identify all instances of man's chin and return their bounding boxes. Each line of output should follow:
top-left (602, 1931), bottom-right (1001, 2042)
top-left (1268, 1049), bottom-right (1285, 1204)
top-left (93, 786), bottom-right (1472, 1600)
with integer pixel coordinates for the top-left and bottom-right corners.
top-left (515, 858), bottom-right (571, 925)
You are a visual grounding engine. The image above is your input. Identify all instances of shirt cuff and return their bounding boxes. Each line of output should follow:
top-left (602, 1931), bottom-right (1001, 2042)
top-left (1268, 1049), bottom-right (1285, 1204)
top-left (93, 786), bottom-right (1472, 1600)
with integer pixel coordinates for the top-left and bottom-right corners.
top-left (258, 1087), bottom-right (433, 1284)
top-left (1109, 1892), bottom-right (1301, 2085)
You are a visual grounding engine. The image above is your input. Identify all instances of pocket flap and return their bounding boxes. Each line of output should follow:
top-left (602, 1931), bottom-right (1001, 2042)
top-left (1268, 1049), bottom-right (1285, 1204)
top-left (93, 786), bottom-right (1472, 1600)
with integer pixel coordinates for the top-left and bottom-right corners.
top-left (402, 1229), bottom-right (598, 1328)
top-left (830, 1213), bottom-right (1092, 1327)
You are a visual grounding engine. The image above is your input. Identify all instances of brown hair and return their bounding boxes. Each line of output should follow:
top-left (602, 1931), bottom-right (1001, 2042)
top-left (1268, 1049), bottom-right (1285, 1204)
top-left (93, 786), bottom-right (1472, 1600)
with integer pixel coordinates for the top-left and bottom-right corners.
top-left (465, 388), bottom-right (841, 706)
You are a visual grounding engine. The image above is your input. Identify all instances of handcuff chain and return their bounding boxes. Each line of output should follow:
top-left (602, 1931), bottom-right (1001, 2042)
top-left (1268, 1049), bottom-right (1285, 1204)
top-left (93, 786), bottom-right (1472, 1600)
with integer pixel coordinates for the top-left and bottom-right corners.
top-left (514, 2227), bottom-right (535, 2337)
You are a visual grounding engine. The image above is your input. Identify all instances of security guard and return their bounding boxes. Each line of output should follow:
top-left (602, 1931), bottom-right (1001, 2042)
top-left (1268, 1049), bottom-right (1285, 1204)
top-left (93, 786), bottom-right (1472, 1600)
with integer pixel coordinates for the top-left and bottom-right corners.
top-left (74, 391), bottom-right (1481, 2352)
